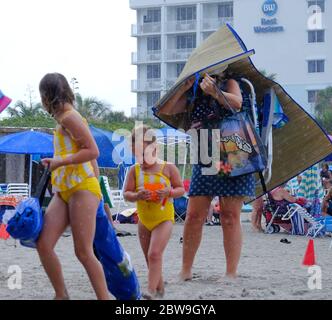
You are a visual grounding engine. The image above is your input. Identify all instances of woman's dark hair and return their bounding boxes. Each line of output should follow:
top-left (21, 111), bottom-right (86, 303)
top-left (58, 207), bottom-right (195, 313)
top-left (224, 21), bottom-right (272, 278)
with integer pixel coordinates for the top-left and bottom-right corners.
top-left (323, 163), bottom-right (329, 170)
top-left (39, 73), bottom-right (75, 116)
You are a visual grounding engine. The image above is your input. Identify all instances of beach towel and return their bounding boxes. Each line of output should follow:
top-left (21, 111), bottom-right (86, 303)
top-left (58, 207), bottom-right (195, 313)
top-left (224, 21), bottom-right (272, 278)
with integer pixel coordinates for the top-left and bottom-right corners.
top-left (94, 201), bottom-right (141, 300)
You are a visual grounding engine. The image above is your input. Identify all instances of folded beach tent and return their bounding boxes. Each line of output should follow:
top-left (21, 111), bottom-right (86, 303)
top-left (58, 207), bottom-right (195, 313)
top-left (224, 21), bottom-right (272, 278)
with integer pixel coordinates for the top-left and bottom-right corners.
top-left (154, 24), bottom-right (332, 198)
top-left (93, 200), bottom-right (141, 300)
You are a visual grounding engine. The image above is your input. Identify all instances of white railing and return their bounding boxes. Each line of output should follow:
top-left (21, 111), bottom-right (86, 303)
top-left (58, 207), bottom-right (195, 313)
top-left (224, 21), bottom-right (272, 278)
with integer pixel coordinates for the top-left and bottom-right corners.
top-left (166, 20), bottom-right (197, 33)
top-left (132, 22), bottom-right (161, 36)
top-left (131, 80), bottom-right (138, 92)
top-left (166, 48), bottom-right (194, 61)
top-left (131, 79), bottom-right (163, 92)
top-left (131, 52), bottom-right (138, 64)
top-left (131, 24), bottom-right (138, 36)
top-left (132, 51), bottom-right (161, 64)
top-left (202, 17), bottom-right (234, 30)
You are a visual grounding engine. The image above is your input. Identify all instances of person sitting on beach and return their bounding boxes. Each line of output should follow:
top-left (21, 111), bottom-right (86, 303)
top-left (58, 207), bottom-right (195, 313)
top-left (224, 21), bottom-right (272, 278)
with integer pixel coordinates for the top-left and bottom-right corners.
top-left (322, 189), bottom-right (332, 217)
top-left (124, 125), bottom-right (185, 299)
top-left (37, 73), bottom-right (109, 300)
top-left (320, 164), bottom-right (332, 190)
top-left (269, 184), bottom-right (298, 214)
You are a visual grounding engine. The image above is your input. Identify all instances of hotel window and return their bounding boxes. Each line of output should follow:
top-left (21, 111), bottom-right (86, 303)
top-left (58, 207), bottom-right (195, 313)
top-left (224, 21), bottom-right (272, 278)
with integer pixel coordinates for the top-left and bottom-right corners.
top-left (218, 2), bottom-right (234, 18)
top-left (177, 6), bottom-right (196, 21)
top-left (307, 90), bottom-right (319, 103)
top-left (147, 37), bottom-right (161, 51)
top-left (176, 63), bottom-right (186, 76)
top-left (144, 9), bottom-right (161, 23)
top-left (147, 64), bottom-right (161, 79)
top-left (308, 60), bottom-right (325, 73)
top-left (176, 34), bottom-right (196, 49)
top-left (308, 1), bottom-right (325, 12)
top-left (308, 30), bottom-right (325, 43)
top-left (147, 92), bottom-right (161, 107)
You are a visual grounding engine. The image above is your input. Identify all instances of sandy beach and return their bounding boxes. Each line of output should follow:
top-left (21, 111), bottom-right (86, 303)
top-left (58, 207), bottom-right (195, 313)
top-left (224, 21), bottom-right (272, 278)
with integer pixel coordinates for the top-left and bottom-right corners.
top-left (1, 212), bottom-right (332, 300)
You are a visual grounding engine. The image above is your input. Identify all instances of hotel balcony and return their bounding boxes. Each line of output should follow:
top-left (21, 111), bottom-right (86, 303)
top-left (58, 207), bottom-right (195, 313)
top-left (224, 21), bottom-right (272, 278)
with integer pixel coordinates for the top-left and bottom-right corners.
top-left (166, 48), bottom-right (194, 61)
top-left (166, 20), bottom-right (197, 33)
top-left (131, 79), bottom-right (163, 92)
top-left (131, 22), bottom-right (161, 36)
top-left (131, 51), bottom-right (162, 65)
top-left (202, 17), bottom-right (234, 31)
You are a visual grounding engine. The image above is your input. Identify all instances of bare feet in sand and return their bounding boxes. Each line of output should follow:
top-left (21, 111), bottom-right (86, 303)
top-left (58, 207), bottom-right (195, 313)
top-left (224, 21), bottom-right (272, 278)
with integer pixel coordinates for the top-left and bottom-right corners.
top-left (179, 271), bottom-right (193, 281)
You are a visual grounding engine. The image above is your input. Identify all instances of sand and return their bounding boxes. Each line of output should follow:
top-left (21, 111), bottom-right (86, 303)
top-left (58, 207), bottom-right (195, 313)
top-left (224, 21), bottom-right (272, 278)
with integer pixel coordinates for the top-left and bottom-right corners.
top-left (1, 212), bottom-right (332, 300)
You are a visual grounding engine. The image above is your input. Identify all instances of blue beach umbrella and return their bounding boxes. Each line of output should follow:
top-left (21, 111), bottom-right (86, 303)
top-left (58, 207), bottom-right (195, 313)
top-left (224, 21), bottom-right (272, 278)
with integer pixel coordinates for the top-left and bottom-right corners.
top-left (89, 126), bottom-right (134, 168)
top-left (0, 130), bottom-right (54, 196)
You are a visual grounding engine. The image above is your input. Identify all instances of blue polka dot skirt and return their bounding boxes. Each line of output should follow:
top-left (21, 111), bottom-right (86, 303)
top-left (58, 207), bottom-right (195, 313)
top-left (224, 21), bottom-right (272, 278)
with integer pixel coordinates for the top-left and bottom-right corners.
top-left (188, 164), bottom-right (256, 198)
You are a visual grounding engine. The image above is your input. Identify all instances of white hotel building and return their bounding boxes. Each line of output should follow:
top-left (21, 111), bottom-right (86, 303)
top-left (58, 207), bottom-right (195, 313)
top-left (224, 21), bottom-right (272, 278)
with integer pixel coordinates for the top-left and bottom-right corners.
top-left (129, 0), bottom-right (331, 119)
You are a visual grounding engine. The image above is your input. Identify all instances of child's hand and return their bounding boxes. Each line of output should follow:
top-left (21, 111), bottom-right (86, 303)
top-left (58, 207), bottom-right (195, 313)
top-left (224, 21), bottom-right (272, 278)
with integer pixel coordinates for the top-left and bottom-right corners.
top-left (136, 188), bottom-right (151, 201)
top-left (41, 158), bottom-right (62, 172)
top-left (156, 186), bottom-right (171, 200)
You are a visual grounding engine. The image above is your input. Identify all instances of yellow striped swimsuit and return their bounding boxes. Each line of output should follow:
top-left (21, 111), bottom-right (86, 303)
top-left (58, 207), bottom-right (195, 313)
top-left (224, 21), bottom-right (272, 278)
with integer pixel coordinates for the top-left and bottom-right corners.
top-left (52, 110), bottom-right (102, 203)
top-left (135, 161), bottom-right (174, 231)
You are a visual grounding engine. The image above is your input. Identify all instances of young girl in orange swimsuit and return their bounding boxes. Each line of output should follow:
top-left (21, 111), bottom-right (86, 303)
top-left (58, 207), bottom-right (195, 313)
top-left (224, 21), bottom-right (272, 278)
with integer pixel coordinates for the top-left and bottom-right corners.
top-left (124, 125), bottom-right (185, 299)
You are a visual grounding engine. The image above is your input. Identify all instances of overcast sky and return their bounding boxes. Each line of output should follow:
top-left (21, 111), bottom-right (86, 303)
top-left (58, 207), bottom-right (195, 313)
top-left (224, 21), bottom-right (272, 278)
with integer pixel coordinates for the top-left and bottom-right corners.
top-left (0, 0), bottom-right (137, 116)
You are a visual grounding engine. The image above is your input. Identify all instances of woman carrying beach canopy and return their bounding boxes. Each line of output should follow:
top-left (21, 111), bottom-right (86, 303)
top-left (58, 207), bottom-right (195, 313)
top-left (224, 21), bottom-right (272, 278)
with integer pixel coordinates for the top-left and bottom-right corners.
top-left (37, 73), bottom-right (110, 300)
top-left (157, 68), bottom-right (255, 280)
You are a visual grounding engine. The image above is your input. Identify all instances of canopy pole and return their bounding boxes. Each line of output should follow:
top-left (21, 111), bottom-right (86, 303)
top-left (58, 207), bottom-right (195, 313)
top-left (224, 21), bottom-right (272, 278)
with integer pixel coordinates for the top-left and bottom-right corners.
top-left (182, 144), bottom-right (188, 181)
top-left (29, 155), bottom-right (32, 197)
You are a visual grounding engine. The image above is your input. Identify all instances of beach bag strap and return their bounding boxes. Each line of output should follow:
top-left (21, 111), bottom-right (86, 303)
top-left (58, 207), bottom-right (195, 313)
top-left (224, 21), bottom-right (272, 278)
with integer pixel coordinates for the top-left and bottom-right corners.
top-left (33, 166), bottom-right (51, 206)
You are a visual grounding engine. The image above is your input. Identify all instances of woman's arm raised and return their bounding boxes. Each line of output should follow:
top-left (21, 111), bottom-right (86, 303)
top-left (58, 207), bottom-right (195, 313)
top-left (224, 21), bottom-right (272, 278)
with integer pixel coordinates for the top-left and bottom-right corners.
top-left (157, 77), bottom-right (195, 115)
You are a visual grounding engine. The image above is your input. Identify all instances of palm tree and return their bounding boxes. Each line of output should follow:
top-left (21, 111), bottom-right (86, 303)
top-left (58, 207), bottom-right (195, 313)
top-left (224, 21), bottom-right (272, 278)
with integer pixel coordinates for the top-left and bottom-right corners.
top-left (315, 87), bottom-right (332, 133)
top-left (7, 100), bottom-right (43, 117)
top-left (75, 94), bottom-right (110, 121)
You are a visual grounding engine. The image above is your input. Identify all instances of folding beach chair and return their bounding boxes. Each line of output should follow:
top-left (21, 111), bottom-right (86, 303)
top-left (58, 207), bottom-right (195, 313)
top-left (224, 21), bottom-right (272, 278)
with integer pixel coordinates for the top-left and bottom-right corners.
top-left (173, 196), bottom-right (188, 223)
top-left (7, 183), bottom-right (29, 198)
top-left (286, 203), bottom-right (324, 238)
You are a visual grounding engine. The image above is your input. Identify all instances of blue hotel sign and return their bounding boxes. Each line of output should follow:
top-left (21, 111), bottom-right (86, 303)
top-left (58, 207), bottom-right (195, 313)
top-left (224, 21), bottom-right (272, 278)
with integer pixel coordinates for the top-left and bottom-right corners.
top-left (254, 0), bottom-right (284, 33)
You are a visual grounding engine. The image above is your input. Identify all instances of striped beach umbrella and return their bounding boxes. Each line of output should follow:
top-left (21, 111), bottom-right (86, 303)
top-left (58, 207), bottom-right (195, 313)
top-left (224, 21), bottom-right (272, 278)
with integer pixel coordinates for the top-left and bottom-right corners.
top-left (297, 164), bottom-right (324, 201)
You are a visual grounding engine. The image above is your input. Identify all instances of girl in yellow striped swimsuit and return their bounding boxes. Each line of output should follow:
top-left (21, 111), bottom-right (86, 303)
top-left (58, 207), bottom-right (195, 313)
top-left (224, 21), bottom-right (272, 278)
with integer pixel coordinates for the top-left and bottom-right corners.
top-left (37, 73), bottom-right (109, 300)
top-left (124, 125), bottom-right (185, 299)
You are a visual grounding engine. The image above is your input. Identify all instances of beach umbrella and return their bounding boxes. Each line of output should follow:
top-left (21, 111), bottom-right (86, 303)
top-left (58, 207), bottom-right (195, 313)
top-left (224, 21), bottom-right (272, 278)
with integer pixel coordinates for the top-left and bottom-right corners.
top-left (297, 165), bottom-right (324, 202)
top-left (90, 126), bottom-right (134, 169)
top-left (153, 24), bottom-right (332, 197)
top-left (0, 130), bottom-right (53, 196)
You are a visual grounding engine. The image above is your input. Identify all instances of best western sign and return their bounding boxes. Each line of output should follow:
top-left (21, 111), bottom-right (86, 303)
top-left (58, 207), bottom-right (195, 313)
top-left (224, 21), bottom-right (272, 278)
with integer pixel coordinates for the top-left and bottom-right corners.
top-left (254, 0), bottom-right (284, 33)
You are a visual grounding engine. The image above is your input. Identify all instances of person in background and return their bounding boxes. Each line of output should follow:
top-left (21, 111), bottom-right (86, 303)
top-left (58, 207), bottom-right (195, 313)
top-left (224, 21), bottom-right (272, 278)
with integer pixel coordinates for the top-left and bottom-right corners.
top-left (251, 197), bottom-right (264, 232)
top-left (322, 188), bottom-right (332, 217)
top-left (320, 164), bottom-right (332, 190)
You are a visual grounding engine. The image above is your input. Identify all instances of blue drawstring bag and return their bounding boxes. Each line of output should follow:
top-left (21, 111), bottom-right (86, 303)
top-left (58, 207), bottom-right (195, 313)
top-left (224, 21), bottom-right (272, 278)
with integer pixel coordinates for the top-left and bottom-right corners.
top-left (94, 200), bottom-right (141, 300)
top-left (6, 167), bottom-right (50, 248)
